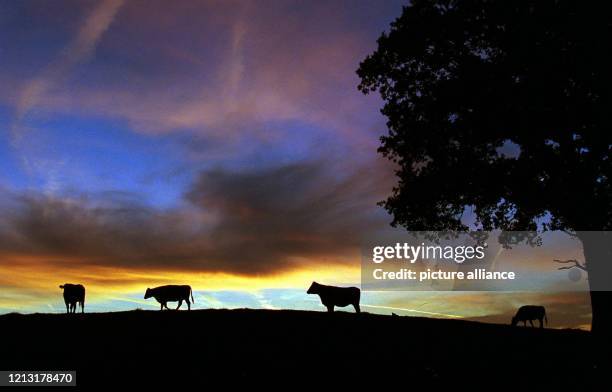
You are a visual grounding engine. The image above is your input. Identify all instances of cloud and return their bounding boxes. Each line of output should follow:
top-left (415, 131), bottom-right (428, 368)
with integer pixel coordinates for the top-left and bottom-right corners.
top-left (12, 0), bottom-right (124, 138)
top-left (184, 161), bottom-right (391, 272)
top-left (4, 0), bottom-right (397, 150)
top-left (0, 159), bottom-right (393, 275)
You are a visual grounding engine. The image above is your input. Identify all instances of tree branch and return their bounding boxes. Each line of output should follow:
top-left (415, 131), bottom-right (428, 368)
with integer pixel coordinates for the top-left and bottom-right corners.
top-left (553, 259), bottom-right (587, 271)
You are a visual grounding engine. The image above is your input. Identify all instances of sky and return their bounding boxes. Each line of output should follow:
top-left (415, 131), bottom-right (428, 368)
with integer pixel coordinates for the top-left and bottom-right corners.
top-left (0, 0), bottom-right (591, 328)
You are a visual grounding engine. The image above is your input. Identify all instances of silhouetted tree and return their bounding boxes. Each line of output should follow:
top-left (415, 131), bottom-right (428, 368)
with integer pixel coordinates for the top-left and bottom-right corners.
top-left (358, 1), bottom-right (611, 336)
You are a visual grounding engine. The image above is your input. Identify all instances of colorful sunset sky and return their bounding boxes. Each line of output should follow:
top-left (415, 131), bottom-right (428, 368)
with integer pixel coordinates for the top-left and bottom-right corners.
top-left (0, 0), bottom-right (591, 328)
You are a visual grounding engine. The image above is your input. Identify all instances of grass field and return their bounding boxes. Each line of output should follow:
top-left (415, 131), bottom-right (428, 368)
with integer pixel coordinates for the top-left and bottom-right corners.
top-left (0, 309), bottom-right (598, 388)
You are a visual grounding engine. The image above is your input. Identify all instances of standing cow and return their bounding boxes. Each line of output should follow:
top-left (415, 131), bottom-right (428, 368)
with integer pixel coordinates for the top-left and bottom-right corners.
top-left (307, 281), bottom-right (360, 313)
top-left (59, 283), bottom-right (85, 314)
top-left (144, 285), bottom-right (194, 310)
top-left (511, 305), bottom-right (548, 328)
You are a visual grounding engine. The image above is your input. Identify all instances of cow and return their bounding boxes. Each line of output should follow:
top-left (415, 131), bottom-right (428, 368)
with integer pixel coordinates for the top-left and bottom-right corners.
top-left (144, 285), bottom-right (194, 310)
top-left (511, 305), bottom-right (548, 328)
top-left (59, 283), bottom-right (85, 314)
top-left (307, 281), bottom-right (360, 313)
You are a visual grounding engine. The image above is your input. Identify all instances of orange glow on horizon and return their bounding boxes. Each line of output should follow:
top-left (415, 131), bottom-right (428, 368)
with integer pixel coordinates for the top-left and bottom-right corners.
top-left (0, 254), bottom-right (592, 331)
top-left (0, 253), bottom-right (361, 310)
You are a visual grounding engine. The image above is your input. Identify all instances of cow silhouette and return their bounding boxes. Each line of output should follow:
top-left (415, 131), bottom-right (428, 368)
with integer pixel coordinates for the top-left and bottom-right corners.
top-left (511, 305), bottom-right (548, 328)
top-left (59, 283), bottom-right (85, 314)
top-left (307, 281), bottom-right (360, 313)
top-left (144, 285), bottom-right (194, 310)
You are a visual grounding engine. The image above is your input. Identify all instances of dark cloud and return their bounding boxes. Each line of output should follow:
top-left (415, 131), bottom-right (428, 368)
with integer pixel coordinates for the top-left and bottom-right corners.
top-left (0, 191), bottom-right (197, 265)
top-left (0, 160), bottom-right (393, 275)
top-left (185, 161), bottom-right (390, 272)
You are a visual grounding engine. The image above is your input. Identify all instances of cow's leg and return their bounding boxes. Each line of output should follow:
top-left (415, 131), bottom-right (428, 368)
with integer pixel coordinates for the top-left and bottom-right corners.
top-left (539, 318), bottom-right (544, 328)
top-left (326, 305), bottom-right (334, 312)
top-left (186, 299), bottom-right (191, 311)
top-left (65, 302), bottom-right (69, 314)
top-left (176, 300), bottom-right (183, 310)
top-left (353, 303), bottom-right (361, 313)
top-left (523, 320), bottom-right (527, 327)
top-left (529, 319), bottom-right (534, 327)
top-left (160, 302), bottom-right (164, 311)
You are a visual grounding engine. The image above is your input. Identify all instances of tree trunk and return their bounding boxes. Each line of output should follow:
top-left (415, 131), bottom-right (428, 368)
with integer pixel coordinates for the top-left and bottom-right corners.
top-left (578, 231), bottom-right (612, 362)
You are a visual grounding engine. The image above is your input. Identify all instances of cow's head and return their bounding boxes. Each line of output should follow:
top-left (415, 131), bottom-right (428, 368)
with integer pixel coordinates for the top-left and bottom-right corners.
top-left (59, 284), bottom-right (65, 289)
top-left (144, 288), bottom-right (152, 299)
top-left (511, 316), bottom-right (518, 326)
top-left (307, 282), bottom-right (320, 294)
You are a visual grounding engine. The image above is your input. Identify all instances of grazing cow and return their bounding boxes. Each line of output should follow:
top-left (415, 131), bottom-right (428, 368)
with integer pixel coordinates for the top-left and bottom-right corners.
top-left (59, 284), bottom-right (85, 314)
top-left (307, 281), bottom-right (360, 313)
top-left (144, 285), bottom-right (194, 310)
top-left (511, 305), bottom-right (548, 328)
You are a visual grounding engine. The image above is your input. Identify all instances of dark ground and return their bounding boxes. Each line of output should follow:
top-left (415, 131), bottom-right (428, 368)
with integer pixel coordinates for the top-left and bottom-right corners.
top-left (0, 309), bottom-right (602, 389)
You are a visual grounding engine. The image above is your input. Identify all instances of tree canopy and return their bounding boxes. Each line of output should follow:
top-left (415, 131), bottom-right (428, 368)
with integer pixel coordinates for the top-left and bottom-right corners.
top-left (358, 0), bottom-right (611, 234)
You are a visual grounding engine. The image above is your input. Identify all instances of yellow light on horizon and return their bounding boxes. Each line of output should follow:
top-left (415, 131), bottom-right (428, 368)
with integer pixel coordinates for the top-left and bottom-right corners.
top-left (0, 253), bottom-right (361, 310)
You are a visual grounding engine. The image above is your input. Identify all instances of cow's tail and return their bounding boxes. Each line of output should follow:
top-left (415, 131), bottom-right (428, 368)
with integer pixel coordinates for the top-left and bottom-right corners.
top-left (191, 287), bottom-right (195, 303)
